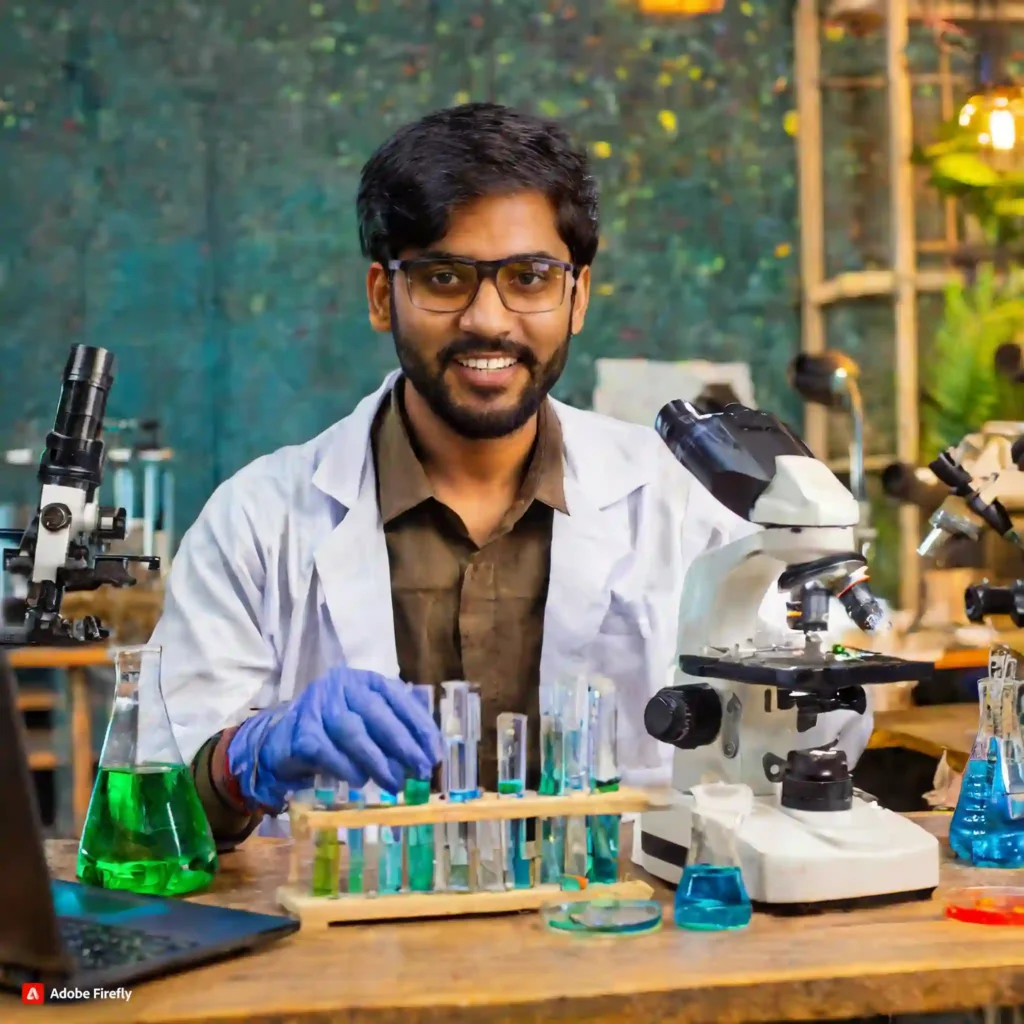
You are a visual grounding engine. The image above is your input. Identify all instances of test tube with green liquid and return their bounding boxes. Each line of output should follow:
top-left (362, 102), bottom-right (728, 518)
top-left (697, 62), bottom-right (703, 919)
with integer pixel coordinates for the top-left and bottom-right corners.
top-left (311, 776), bottom-right (345, 897)
top-left (404, 684), bottom-right (435, 893)
top-left (311, 828), bottom-right (340, 897)
top-left (539, 681), bottom-right (566, 883)
top-left (562, 675), bottom-right (591, 886)
top-left (440, 681), bottom-right (479, 892)
top-left (497, 712), bottom-right (531, 888)
top-left (587, 677), bottom-right (620, 884)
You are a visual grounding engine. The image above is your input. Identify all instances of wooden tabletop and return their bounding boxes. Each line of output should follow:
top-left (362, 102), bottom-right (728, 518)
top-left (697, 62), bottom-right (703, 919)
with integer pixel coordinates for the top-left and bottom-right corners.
top-left (870, 704), bottom-right (977, 772)
top-left (7, 817), bottom-right (1024, 1022)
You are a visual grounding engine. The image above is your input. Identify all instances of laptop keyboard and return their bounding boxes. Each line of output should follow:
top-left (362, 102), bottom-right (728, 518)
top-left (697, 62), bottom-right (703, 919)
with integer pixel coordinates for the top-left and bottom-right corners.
top-left (60, 918), bottom-right (202, 971)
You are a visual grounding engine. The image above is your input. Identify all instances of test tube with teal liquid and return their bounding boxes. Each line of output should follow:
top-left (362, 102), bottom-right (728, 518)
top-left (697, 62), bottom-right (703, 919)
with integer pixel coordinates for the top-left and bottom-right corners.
top-left (404, 684), bottom-right (436, 893)
top-left (497, 712), bottom-right (531, 888)
top-left (539, 681), bottom-right (566, 883)
top-left (587, 677), bottom-right (620, 884)
top-left (377, 790), bottom-right (403, 894)
top-left (562, 676), bottom-right (590, 886)
top-left (441, 681), bottom-right (479, 892)
top-left (345, 787), bottom-right (367, 894)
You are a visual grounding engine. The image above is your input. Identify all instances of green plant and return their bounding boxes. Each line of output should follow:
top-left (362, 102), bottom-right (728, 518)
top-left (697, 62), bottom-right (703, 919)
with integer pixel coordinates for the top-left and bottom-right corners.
top-left (915, 121), bottom-right (1024, 245)
top-left (921, 264), bottom-right (1024, 462)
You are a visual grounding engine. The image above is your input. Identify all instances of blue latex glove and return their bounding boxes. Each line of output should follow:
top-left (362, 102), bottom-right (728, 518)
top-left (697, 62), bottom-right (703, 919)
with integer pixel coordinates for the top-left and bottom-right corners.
top-left (227, 668), bottom-right (442, 813)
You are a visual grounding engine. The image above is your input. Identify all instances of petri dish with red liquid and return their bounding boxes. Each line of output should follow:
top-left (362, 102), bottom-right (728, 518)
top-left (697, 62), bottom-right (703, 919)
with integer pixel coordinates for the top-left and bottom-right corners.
top-left (945, 887), bottom-right (1024, 925)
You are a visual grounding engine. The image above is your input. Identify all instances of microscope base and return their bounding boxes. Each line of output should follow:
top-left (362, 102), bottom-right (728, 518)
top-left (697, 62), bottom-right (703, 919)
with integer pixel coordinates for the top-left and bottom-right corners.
top-left (636, 792), bottom-right (940, 910)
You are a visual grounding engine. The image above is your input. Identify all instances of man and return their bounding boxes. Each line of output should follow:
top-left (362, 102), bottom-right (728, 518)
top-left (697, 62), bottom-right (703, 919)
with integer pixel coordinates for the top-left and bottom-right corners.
top-left (153, 103), bottom-right (870, 848)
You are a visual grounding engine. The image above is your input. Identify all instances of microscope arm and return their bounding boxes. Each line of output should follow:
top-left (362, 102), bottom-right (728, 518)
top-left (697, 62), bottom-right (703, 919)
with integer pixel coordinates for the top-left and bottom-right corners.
top-left (0, 346), bottom-right (160, 647)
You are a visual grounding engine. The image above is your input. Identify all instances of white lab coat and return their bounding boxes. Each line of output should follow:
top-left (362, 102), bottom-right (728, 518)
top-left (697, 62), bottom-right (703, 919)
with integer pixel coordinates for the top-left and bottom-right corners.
top-left (153, 371), bottom-right (872, 786)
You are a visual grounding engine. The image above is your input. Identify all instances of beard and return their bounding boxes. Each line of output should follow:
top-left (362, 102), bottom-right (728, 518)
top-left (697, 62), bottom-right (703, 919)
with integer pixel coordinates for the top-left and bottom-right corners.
top-left (391, 313), bottom-right (571, 441)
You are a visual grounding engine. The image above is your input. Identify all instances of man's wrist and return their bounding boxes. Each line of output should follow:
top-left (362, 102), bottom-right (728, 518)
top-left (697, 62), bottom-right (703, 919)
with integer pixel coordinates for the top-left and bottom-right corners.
top-left (211, 727), bottom-right (249, 812)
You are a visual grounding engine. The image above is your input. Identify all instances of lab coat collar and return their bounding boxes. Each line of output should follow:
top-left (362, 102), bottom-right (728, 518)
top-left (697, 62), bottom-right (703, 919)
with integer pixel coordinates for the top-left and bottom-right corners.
top-left (312, 372), bottom-right (657, 682)
top-left (311, 371), bottom-right (659, 513)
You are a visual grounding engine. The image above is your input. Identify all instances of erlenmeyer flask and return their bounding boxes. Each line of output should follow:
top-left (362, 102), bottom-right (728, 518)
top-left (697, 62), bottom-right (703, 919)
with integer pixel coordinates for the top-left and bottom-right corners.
top-left (950, 648), bottom-right (1024, 867)
top-left (76, 645), bottom-right (217, 895)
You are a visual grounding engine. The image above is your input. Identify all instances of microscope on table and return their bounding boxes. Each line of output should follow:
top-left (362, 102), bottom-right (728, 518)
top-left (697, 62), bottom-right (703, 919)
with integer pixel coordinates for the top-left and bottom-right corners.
top-left (920, 422), bottom-right (1024, 628)
top-left (636, 400), bottom-right (940, 911)
top-left (0, 345), bottom-right (160, 647)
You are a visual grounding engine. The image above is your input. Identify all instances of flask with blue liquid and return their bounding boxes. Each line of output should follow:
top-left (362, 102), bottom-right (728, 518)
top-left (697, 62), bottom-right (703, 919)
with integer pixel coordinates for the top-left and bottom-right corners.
top-left (950, 646), bottom-right (1024, 868)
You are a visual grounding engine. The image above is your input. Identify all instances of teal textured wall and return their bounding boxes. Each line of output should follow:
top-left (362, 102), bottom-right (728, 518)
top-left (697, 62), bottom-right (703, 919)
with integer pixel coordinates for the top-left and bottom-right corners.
top-left (0, 0), bottom-right (802, 534)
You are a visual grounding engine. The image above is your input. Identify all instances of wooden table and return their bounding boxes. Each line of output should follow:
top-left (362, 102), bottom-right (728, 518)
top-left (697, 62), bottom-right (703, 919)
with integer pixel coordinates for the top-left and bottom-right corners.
top-left (7, 646), bottom-right (111, 832)
top-left (6, 817), bottom-right (1024, 1022)
top-left (870, 704), bottom-right (977, 773)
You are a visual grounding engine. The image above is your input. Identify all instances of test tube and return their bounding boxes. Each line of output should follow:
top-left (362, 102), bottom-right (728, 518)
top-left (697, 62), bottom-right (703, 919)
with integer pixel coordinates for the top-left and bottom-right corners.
top-left (441, 681), bottom-right (478, 800)
top-left (470, 692), bottom-right (503, 891)
top-left (378, 791), bottom-right (403, 894)
top-left (588, 677), bottom-right (620, 884)
top-left (345, 787), bottom-right (367, 894)
top-left (314, 773), bottom-right (345, 809)
top-left (440, 682), bottom-right (480, 892)
top-left (497, 712), bottom-right (531, 888)
top-left (311, 776), bottom-right (344, 898)
top-left (562, 675), bottom-right (590, 886)
top-left (404, 684), bottom-right (435, 893)
top-left (539, 681), bottom-right (566, 884)
top-left (311, 827), bottom-right (340, 897)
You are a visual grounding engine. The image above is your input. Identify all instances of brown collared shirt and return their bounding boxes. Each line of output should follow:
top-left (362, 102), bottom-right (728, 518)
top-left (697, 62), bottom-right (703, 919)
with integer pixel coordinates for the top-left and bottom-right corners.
top-left (371, 378), bottom-right (566, 791)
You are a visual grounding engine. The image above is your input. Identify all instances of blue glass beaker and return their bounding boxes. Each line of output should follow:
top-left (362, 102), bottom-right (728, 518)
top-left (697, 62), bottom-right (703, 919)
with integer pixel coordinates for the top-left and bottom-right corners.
top-left (950, 670), bottom-right (1024, 868)
top-left (674, 864), bottom-right (752, 931)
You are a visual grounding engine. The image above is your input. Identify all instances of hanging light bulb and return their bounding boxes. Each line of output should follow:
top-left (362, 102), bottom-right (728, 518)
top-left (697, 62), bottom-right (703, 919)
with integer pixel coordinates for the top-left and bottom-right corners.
top-left (636, 0), bottom-right (725, 14)
top-left (958, 85), bottom-right (1024, 154)
top-left (956, 5), bottom-right (1023, 158)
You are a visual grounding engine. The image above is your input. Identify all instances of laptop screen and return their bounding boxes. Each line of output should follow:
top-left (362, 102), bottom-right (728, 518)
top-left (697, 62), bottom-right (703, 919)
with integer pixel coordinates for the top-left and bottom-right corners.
top-left (0, 650), bottom-right (74, 976)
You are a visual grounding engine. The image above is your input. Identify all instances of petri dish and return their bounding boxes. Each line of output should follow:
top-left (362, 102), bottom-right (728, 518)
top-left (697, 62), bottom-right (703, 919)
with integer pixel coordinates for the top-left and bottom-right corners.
top-left (945, 886), bottom-right (1024, 925)
top-left (542, 899), bottom-right (662, 934)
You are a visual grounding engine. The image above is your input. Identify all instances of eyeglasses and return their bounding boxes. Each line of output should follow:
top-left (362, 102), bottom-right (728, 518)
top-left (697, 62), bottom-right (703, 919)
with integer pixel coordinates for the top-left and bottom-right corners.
top-left (387, 255), bottom-right (576, 314)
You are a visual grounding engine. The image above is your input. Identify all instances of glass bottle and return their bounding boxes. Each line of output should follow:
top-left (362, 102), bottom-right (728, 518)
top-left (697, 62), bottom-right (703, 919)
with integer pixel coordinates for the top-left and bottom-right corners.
top-left (77, 645), bottom-right (218, 896)
top-left (950, 654), bottom-right (1024, 868)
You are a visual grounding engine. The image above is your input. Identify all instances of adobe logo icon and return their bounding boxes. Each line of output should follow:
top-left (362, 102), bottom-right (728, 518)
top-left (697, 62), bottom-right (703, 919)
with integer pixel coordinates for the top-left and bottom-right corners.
top-left (22, 982), bottom-right (44, 1004)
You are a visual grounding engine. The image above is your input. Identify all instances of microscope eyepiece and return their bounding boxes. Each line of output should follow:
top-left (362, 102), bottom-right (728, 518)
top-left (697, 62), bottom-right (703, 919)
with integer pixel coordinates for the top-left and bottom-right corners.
top-left (40, 345), bottom-right (115, 492)
top-left (655, 399), bottom-right (813, 521)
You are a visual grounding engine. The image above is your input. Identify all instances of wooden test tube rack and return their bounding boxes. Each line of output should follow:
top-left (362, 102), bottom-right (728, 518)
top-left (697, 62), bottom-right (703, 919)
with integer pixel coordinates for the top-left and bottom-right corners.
top-left (277, 786), bottom-right (670, 928)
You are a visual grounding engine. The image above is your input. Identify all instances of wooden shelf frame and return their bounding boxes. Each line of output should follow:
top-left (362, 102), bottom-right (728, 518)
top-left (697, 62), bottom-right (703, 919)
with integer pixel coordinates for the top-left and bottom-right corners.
top-left (791, 0), bottom-right (1018, 612)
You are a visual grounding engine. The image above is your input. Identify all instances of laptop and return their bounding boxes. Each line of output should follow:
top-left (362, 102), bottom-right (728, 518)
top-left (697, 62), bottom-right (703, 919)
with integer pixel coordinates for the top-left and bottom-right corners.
top-left (0, 649), bottom-right (298, 997)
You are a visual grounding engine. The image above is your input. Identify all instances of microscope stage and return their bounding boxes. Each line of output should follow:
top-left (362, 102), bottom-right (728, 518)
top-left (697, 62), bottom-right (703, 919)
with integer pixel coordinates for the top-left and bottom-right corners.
top-left (679, 648), bottom-right (934, 692)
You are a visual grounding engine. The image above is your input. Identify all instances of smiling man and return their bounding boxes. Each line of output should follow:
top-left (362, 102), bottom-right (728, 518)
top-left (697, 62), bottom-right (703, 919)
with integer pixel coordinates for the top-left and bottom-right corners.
top-left (150, 103), bottom-right (875, 847)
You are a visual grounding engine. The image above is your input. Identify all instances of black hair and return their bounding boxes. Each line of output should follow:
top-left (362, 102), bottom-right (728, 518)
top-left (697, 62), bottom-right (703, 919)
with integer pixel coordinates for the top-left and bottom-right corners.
top-left (357, 102), bottom-right (600, 267)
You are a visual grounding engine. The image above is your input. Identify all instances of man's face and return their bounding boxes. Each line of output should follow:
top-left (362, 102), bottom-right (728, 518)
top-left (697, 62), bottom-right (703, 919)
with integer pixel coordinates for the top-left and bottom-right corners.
top-left (367, 191), bottom-right (591, 439)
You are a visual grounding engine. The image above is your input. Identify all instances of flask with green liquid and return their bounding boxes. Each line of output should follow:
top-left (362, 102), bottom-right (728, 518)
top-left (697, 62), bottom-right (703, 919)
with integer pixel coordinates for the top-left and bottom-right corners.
top-left (77, 645), bottom-right (217, 896)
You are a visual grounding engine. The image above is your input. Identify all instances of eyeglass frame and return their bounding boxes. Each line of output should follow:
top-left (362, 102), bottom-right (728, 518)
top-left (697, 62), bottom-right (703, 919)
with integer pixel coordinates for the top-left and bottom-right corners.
top-left (386, 255), bottom-right (578, 314)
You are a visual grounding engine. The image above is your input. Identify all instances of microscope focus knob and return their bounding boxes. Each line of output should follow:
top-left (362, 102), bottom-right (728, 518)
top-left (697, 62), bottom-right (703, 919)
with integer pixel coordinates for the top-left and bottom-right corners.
top-left (643, 684), bottom-right (721, 750)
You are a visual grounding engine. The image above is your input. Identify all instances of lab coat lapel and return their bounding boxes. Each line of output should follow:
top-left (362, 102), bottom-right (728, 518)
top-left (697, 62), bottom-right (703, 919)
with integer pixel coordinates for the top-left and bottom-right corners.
top-left (540, 402), bottom-right (654, 686)
top-left (312, 375), bottom-right (400, 678)
top-left (541, 480), bottom-right (621, 685)
top-left (314, 489), bottom-right (398, 677)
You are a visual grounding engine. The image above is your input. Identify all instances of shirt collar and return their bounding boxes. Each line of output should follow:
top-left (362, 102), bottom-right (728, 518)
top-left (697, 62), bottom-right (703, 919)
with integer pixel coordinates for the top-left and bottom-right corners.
top-left (374, 379), bottom-right (568, 525)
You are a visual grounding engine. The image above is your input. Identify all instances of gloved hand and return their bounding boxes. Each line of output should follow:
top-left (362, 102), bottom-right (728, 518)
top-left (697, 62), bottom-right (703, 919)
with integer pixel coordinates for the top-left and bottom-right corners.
top-left (227, 668), bottom-right (442, 813)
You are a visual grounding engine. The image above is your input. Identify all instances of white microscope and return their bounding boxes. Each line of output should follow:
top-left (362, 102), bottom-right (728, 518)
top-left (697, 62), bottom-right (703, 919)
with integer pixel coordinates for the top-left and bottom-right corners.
top-left (636, 400), bottom-right (940, 911)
